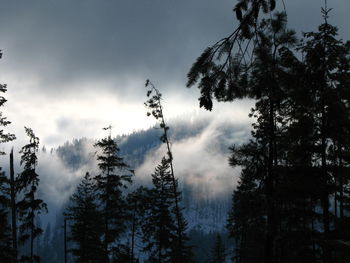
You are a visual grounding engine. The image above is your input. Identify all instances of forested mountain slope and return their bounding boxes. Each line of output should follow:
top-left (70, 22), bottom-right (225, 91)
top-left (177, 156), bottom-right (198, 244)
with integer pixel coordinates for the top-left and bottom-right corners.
top-left (33, 116), bottom-right (249, 262)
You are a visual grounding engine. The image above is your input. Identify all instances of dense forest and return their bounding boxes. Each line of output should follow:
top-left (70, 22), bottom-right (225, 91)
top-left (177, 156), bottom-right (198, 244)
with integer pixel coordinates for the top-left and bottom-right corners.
top-left (0, 0), bottom-right (350, 262)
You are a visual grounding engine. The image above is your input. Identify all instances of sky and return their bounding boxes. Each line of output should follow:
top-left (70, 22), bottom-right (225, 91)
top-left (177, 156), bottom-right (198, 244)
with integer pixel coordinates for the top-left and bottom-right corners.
top-left (0, 0), bottom-right (349, 150)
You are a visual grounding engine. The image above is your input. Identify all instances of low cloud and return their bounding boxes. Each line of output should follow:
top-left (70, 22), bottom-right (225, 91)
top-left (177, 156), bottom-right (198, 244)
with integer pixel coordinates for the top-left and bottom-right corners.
top-left (2, 108), bottom-right (252, 212)
top-left (135, 112), bottom-right (251, 200)
top-left (37, 143), bottom-right (99, 208)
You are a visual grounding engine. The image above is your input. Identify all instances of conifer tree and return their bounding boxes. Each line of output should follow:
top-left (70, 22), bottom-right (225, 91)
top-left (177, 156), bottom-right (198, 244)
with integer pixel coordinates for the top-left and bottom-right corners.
top-left (141, 158), bottom-right (176, 263)
top-left (0, 64), bottom-right (16, 154)
top-left (186, 1), bottom-right (283, 112)
top-left (295, 6), bottom-right (350, 261)
top-left (224, 4), bottom-right (350, 263)
top-left (145, 81), bottom-right (193, 263)
top-left (94, 126), bottom-right (133, 262)
top-left (0, 167), bottom-right (15, 263)
top-left (186, 3), bottom-right (296, 260)
top-left (17, 127), bottom-right (47, 263)
top-left (188, 1), bottom-right (350, 262)
top-left (202, 11), bottom-right (296, 262)
top-left (65, 172), bottom-right (105, 263)
top-left (0, 50), bottom-right (16, 262)
top-left (227, 143), bottom-right (266, 263)
top-left (10, 148), bottom-right (18, 262)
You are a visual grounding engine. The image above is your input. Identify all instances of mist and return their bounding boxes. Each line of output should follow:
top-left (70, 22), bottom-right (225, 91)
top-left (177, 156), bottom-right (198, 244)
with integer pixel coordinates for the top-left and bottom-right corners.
top-left (2, 110), bottom-right (252, 218)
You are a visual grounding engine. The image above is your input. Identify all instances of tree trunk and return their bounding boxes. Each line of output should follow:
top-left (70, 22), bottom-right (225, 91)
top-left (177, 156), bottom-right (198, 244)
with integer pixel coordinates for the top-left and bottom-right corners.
top-left (10, 149), bottom-right (17, 263)
top-left (265, 96), bottom-right (275, 263)
top-left (64, 219), bottom-right (67, 263)
top-left (130, 200), bottom-right (136, 263)
top-left (321, 84), bottom-right (331, 263)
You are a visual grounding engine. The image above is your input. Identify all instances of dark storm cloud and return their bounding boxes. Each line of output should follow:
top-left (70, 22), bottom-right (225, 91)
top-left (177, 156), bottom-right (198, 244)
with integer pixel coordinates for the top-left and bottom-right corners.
top-left (0, 0), bottom-right (235, 98)
top-left (0, 0), bottom-right (348, 99)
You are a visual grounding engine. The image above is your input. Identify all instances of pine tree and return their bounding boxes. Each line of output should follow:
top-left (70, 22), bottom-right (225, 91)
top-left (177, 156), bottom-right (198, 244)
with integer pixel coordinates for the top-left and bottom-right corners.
top-left (187, 1), bottom-right (350, 262)
top-left (65, 172), bottom-right (105, 263)
top-left (233, 0), bottom-right (279, 23)
top-left (225, 5), bottom-right (350, 263)
top-left (94, 126), bottom-right (133, 262)
top-left (295, 7), bottom-right (350, 261)
top-left (10, 148), bottom-right (18, 262)
top-left (225, 10), bottom-right (330, 263)
top-left (0, 65), bottom-right (16, 154)
top-left (17, 127), bottom-right (47, 263)
top-left (211, 12), bottom-right (297, 262)
top-left (186, 1), bottom-right (283, 112)
top-left (0, 49), bottom-right (16, 262)
top-left (188, 11), bottom-right (298, 263)
top-left (145, 81), bottom-right (193, 263)
top-left (227, 143), bottom-right (267, 263)
top-left (141, 158), bottom-right (176, 263)
top-left (0, 167), bottom-right (15, 263)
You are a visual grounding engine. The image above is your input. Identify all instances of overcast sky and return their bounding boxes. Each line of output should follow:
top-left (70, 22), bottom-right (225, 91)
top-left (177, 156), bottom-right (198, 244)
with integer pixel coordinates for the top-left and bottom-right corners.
top-left (0, 0), bottom-right (349, 149)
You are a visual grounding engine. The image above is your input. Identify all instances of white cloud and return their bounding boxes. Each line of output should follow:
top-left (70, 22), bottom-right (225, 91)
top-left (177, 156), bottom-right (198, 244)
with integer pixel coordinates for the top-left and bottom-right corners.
top-left (135, 111), bottom-right (251, 200)
top-left (37, 143), bottom-right (98, 207)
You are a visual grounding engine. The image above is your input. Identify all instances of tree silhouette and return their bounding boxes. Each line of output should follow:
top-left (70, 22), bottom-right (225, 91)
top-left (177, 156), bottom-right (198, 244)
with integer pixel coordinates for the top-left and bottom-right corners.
top-left (0, 50), bottom-right (16, 262)
top-left (145, 80), bottom-right (193, 262)
top-left (65, 172), bottom-right (105, 263)
top-left (296, 7), bottom-right (350, 261)
top-left (186, 0), bottom-right (285, 111)
top-left (141, 158), bottom-right (175, 263)
top-left (0, 166), bottom-right (15, 263)
top-left (225, 4), bottom-right (350, 263)
top-left (17, 127), bottom-right (47, 263)
top-left (212, 11), bottom-right (296, 262)
top-left (94, 126), bottom-right (133, 262)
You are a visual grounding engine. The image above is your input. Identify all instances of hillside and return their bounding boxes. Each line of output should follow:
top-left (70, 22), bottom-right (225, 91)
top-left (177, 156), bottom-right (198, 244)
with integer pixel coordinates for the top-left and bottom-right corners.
top-left (31, 117), bottom-right (249, 262)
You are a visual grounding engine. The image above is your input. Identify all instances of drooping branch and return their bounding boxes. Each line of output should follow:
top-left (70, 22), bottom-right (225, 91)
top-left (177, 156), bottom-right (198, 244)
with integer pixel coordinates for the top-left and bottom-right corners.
top-left (186, 0), bottom-right (287, 111)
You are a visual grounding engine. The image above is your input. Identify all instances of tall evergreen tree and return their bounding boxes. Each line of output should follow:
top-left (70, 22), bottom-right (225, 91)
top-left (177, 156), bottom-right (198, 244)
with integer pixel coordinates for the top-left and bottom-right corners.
top-left (0, 167), bottom-right (15, 263)
top-left (17, 127), bottom-right (47, 263)
top-left (195, 11), bottom-right (297, 262)
top-left (141, 158), bottom-right (176, 263)
top-left (0, 61), bottom-right (16, 154)
top-left (145, 81), bottom-right (193, 263)
top-left (0, 50), bottom-right (16, 262)
top-left (65, 172), bottom-right (105, 263)
top-left (10, 148), bottom-right (18, 262)
top-left (94, 126), bottom-right (133, 262)
top-left (295, 7), bottom-right (350, 261)
top-left (227, 143), bottom-right (266, 263)
top-left (224, 4), bottom-right (350, 263)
